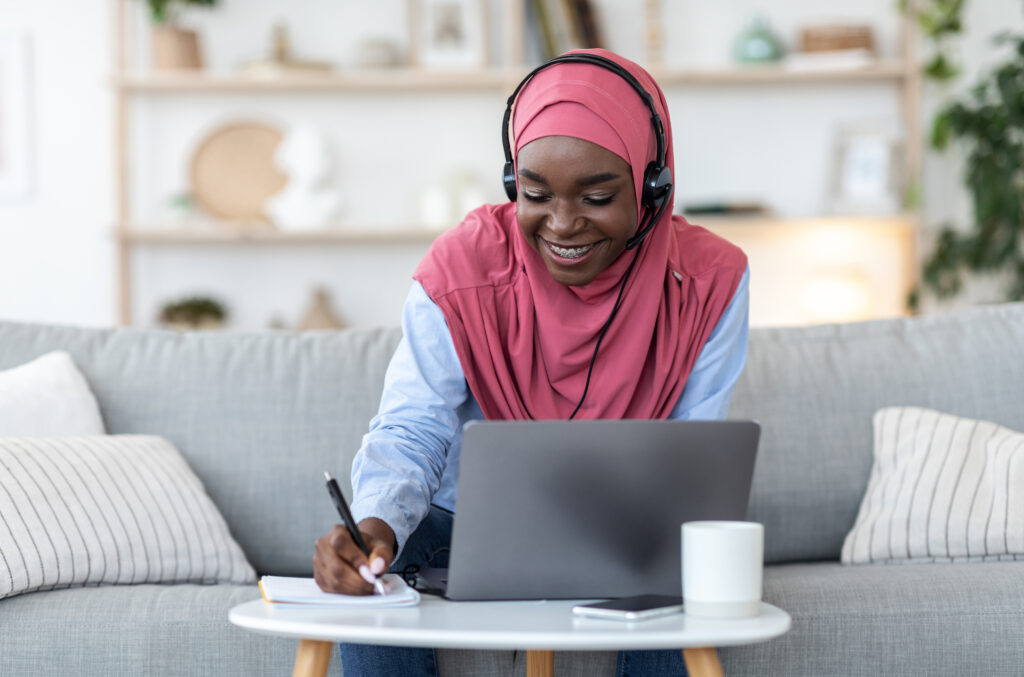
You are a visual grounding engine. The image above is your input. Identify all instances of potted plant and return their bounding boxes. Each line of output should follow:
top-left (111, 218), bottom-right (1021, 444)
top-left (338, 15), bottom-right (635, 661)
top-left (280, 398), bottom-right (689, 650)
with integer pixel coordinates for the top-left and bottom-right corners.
top-left (146, 0), bottom-right (218, 70)
top-left (158, 295), bottom-right (228, 330)
top-left (904, 1), bottom-right (1024, 309)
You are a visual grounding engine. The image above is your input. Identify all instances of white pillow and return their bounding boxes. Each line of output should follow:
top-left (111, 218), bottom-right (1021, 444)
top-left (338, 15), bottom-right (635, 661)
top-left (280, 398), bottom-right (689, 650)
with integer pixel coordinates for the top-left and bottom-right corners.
top-left (0, 351), bottom-right (105, 435)
top-left (0, 435), bottom-right (256, 599)
top-left (842, 406), bottom-right (1024, 564)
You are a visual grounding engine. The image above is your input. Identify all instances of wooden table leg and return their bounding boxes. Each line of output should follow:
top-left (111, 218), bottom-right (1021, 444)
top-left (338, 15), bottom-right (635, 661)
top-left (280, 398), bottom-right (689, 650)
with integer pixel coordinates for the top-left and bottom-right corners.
top-left (682, 647), bottom-right (724, 677)
top-left (292, 639), bottom-right (333, 677)
top-left (527, 649), bottom-right (554, 677)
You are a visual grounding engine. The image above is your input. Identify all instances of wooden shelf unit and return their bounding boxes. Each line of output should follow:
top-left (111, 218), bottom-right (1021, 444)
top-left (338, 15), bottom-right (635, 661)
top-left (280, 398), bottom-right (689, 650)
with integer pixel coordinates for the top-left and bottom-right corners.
top-left (112, 0), bottom-right (923, 326)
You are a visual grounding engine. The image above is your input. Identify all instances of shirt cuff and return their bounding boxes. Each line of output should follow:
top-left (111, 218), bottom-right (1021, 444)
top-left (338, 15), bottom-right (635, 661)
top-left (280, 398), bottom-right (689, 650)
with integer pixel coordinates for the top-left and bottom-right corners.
top-left (349, 493), bottom-right (418, 559)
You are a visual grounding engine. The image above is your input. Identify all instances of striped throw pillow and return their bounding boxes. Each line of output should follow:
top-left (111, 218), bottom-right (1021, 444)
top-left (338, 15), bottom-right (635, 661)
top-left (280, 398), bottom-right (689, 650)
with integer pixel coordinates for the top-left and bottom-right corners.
top-left (0, 436), bottom-right (255, 599)
top-left (842, 407), bottom-right (1024, 564)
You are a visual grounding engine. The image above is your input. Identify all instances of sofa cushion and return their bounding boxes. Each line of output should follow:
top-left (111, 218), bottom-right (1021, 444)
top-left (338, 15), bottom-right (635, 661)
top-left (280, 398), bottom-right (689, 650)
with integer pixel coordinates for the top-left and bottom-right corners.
top-left (0, 436), bottom-right (255, 600)
top-left (2, 564), bottom-right (1020, 677)
top-left (730, 303), bottom-right (1024, 563)
top-left (0, 583), bottom-right (605, 677)
top-left (0, 584), bottom-right (338, 677)
top-left (720, 561), bottom-right (1024, 677)
top-left (0, 350), bottom-right (104, 435)
top-left (841, 406), bottom-right (1024, 564)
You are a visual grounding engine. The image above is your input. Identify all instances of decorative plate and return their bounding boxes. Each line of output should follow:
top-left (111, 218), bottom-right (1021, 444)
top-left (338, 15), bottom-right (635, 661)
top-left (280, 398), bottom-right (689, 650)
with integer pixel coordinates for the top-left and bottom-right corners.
top-left (190, 121), bottom-right (287, 222)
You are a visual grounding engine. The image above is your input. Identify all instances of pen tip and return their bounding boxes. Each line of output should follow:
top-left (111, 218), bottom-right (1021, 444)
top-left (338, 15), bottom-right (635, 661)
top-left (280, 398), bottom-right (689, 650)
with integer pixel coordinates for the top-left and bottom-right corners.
top-left (323, 471), bottom-right (332, 481)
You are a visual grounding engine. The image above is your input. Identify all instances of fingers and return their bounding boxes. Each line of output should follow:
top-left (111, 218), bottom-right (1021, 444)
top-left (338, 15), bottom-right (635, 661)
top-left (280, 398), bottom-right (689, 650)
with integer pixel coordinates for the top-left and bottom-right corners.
top-left (312, 525), bottom-right (375, 595)
top-left (365, 536), bottom-right (394, 577)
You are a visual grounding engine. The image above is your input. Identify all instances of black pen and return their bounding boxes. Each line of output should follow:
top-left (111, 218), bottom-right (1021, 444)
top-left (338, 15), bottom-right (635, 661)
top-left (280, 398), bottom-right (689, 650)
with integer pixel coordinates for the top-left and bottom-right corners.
top-left (324, 471), bottom-right (386, 596)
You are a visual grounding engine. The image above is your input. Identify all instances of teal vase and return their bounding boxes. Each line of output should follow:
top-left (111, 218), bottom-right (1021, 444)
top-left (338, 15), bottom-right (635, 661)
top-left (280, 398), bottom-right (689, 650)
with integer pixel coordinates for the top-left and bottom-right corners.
top-left (734, 14), bottom-right (784, 64)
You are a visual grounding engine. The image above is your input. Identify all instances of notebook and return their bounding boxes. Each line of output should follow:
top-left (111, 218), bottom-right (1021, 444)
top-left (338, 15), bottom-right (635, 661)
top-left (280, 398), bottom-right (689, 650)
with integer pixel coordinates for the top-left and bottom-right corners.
top-left (435, 419), bottom-right (761, 601)
top-left (259, 574), bottom-right (420, 607)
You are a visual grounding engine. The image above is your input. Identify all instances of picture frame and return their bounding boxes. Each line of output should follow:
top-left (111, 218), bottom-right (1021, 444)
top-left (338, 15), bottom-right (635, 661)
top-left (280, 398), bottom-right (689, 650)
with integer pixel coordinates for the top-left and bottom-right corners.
top-left (410, 0), bottom-right (488, 70)
top-left (0, 34), bottom-right (32, 199)
top-left (829, 123), bottom-right (903, 215)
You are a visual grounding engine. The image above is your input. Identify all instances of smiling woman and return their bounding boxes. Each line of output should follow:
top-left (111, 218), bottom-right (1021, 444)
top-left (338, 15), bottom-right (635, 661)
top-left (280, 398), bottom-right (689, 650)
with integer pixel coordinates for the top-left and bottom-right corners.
top-left (314, 48), bottom-right (751, 677)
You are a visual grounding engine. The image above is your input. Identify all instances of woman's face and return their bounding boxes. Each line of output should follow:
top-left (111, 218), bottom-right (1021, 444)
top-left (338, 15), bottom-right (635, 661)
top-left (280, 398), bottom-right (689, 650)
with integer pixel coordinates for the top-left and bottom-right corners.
top-left (515, 135), bottom-right (638, 287)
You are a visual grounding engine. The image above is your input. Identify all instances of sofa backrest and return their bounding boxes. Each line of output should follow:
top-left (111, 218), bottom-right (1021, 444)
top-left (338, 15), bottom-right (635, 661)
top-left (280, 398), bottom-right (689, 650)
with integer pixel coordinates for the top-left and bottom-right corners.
top-left (0, 322), bottom-right (402, 575)
top-left (2, 302), bottom-right (1022, 571)
top-left (731, 302), bottom-right (1024, 562)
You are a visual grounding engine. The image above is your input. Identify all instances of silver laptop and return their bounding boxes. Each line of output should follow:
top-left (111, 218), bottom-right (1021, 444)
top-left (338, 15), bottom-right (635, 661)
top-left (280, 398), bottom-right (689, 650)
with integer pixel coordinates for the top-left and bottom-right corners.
top-left (429, 419), bottom-right (760, 601)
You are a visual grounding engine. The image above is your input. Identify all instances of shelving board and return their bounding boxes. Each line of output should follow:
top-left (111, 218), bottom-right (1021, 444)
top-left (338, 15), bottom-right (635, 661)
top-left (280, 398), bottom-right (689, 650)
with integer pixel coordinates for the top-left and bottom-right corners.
top-left (698, 213), bottom-right (918, 231)
top-left (651, 61), bottom-right (908, 85)
top-left (114, 60), bottom-right (908, 94)
top-left (118, 226), bottom-right (446, 244)
top-left (114, 69), bottom-right (513, 93)
top-left (119, 214), bottom-right (917, 245)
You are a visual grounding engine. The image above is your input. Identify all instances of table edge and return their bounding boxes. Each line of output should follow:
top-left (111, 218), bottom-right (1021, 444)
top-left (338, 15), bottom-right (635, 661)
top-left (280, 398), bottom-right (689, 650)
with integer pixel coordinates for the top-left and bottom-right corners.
top-left (228, 599), bottom-right (792, 651)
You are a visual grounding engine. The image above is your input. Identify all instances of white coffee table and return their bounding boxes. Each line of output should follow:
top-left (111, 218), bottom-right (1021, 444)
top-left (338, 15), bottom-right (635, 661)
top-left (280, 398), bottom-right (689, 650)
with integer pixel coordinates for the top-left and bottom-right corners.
top-left (229, 596), bottom-right (790, 677)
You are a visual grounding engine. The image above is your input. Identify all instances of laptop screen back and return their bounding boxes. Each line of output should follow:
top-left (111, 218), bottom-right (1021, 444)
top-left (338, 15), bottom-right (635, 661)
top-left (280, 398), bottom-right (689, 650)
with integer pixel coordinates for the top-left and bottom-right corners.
top-left (446, 420), bottom-right (760, 601)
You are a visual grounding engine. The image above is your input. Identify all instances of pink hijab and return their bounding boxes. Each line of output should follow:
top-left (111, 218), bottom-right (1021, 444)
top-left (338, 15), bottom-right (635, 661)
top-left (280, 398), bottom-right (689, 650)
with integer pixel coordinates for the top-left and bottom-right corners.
top-left (414, 49), bottom-right (747, 420)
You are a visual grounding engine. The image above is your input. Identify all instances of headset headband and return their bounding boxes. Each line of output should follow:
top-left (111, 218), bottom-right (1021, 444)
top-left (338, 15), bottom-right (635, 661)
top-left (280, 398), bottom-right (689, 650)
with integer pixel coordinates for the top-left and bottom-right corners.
top-left (501, 53), bottom-right (667, 174)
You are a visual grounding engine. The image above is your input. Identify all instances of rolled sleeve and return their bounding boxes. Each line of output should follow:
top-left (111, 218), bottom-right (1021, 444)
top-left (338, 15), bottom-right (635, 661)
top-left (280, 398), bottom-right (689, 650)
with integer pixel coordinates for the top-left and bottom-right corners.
top-left (349, 281), bottom-right (468, 554)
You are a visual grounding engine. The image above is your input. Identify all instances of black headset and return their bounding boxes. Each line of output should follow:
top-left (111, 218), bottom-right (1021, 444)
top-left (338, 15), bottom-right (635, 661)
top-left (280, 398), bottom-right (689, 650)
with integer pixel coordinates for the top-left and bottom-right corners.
top-left (501, 53), bottom-right (674, 250)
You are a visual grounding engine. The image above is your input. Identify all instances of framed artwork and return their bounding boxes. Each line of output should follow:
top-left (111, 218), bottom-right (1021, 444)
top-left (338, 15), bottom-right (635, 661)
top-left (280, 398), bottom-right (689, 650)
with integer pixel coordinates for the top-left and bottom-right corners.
top-left (830, 123), bottom-right (902, 215)
top-left (410, 0), bottom-right (488, 70)
top-left (0, 34), bottom-right (32, 199)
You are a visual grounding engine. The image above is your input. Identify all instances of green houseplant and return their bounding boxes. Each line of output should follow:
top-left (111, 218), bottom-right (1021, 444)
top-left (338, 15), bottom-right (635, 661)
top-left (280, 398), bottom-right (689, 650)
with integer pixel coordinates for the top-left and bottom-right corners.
top-left (158, 296), bottom-right (227, 330)
top-left (905, 0), bottom-right (1024, 309)
top-left (147, 0), bottom-right (218, 25)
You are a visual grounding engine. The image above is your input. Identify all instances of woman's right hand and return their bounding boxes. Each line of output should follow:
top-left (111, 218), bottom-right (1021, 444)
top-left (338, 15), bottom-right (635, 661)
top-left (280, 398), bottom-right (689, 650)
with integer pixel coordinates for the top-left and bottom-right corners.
top-left (313, 517), bottom-right (397, 595)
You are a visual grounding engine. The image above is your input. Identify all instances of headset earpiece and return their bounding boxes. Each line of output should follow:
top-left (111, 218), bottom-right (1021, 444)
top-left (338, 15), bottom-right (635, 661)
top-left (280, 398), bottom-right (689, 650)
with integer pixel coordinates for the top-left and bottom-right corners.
top-left (641, 162), bottom-right (673, 210)
top-left (502, 161), bottom-right (517, 202)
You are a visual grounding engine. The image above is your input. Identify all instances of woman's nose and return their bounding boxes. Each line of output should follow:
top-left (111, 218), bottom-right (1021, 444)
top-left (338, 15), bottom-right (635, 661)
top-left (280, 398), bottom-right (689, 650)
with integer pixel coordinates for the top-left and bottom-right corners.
top-left (547, 200), bottom-right (580, 235)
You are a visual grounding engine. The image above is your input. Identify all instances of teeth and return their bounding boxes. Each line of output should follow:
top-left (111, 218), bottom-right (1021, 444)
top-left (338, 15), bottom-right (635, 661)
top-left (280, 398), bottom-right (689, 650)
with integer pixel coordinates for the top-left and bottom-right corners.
top-left (549, 242), bottom-right (596, 259)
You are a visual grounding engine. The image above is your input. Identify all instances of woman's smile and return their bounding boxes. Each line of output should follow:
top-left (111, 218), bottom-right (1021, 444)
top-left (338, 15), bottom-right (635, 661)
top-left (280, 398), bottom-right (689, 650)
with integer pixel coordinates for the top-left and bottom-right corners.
top-left (541, 238), bottom-right (606, 264)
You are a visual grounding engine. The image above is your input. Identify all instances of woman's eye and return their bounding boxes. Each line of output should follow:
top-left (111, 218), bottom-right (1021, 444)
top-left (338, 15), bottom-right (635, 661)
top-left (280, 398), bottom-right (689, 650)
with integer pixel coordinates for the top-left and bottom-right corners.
top-left (522, 192), bottom-right (549, 203)
top-left (584, 195), bottom-right (614, 206)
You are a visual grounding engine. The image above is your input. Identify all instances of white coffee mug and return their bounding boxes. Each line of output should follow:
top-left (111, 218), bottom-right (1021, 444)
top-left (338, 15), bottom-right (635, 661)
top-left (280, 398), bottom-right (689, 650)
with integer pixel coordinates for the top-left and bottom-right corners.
top-left (682, 521), bottom-right (764, 619)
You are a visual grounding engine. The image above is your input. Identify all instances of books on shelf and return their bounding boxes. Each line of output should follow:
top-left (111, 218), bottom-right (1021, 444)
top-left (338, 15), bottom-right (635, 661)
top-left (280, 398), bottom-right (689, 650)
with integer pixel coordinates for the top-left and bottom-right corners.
top-left (528, 0), bottom-right (603, 61)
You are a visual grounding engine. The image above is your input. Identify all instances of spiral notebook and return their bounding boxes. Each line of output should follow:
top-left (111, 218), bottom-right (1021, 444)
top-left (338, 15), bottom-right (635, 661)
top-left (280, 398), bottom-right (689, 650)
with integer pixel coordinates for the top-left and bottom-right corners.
top-left (258, 574), bottom-right (420, 607)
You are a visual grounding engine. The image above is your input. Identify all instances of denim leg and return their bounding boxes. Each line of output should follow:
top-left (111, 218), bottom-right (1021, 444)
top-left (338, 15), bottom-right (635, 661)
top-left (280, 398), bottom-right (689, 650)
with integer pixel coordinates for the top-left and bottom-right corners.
top-left (337, 506), bottom-right (453, 677)
top-left (616, 648), bottom-right (690, 677)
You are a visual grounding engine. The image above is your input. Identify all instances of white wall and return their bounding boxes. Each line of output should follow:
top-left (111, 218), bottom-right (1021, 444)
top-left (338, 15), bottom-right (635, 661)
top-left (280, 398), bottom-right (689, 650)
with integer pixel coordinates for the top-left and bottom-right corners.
top-left (0, 0), bottom-right (114, 327)
top-left (0, 0), bottom-right (1020, 329)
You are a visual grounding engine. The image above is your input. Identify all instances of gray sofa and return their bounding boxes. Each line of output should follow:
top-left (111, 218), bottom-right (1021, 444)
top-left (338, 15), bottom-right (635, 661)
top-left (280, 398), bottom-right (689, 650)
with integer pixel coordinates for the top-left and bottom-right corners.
top-left (1, 302), bottom-right (1022, 676)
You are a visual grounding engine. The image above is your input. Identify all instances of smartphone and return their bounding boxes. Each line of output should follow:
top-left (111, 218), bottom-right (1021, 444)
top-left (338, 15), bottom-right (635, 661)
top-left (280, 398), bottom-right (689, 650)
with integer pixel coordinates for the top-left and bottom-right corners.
top-left (572, 594), bottom-right (684, 621)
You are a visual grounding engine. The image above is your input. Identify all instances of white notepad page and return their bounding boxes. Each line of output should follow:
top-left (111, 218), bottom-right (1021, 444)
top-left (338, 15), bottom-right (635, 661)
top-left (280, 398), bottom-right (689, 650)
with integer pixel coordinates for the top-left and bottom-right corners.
top-left (259, 574), bottom-right (421, 607)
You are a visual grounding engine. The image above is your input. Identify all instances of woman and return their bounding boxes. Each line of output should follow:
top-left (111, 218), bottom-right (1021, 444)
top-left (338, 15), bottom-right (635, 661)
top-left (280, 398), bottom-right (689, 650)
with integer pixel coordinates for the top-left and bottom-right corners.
top-left (314, 48), bottom-right (749, 677)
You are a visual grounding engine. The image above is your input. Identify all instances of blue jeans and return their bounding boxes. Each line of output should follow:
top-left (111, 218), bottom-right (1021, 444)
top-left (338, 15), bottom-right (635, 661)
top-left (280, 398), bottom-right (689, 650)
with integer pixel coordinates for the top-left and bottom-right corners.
top-left (338, 506), bottom-right (691, 677)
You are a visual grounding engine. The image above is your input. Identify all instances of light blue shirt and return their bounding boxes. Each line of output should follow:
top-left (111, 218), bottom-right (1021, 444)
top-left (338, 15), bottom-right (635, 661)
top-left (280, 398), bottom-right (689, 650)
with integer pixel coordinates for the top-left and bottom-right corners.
top-left (350, 267), bottom-right (750, 554)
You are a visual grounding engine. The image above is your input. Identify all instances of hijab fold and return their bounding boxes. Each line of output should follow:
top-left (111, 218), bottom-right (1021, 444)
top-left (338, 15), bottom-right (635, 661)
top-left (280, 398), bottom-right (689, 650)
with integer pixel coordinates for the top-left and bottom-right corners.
top-left (414, 49), bottom-right (747, 421)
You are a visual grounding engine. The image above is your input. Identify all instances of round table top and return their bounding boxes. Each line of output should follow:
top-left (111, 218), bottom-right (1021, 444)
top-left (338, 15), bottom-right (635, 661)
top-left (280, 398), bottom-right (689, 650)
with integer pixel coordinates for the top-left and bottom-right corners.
top-left (229, 597), bottom-right (791, 651)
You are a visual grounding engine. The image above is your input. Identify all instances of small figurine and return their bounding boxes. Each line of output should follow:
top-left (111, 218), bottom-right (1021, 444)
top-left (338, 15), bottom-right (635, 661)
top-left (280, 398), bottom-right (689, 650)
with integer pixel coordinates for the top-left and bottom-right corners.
top-left (264, 125), bottom-right (343, 231)
top-left (297, 287), bottom-right (346, 331)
